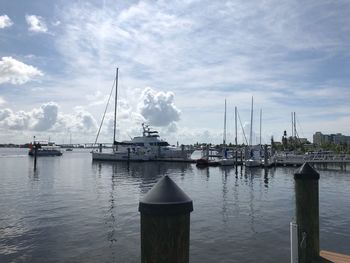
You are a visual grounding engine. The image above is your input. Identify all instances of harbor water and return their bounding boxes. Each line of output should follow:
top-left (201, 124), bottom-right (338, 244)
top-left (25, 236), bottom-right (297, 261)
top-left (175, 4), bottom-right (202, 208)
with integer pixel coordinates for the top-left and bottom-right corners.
top-left (1, 148), bottom-right (349, 262)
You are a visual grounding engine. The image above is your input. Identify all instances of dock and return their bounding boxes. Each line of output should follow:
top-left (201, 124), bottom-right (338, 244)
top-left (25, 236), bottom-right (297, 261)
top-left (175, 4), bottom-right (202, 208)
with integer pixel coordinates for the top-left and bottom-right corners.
top-left (318, 250), bottom-right (350, 263)
top-left (273, 153), bottom-right (350, 167)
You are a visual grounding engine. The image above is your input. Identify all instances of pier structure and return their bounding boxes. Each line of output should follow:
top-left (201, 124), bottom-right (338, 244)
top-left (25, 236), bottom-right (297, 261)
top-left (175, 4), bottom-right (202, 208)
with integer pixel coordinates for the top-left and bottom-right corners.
top-left (273, 153), bottom-right (350, 166)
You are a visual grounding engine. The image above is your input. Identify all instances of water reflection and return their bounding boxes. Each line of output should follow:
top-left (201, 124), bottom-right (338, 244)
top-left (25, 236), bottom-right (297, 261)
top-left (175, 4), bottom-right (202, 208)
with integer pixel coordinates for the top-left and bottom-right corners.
top-left (221, 167), bottom-right (229, 223)
top-left (108, 164), bottom-right (118, 262)
top-left (264, 168), bottom-right (269, 189)
top-left (92, 161), bottom-right (193, 194)
top-left (28, 167), bottom-right (40, 182)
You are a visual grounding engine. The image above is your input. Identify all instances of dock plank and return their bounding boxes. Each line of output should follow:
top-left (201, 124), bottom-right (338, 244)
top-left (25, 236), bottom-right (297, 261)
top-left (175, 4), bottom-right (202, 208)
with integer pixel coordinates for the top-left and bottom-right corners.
top-left (319, 250), bottom-right (350, 263)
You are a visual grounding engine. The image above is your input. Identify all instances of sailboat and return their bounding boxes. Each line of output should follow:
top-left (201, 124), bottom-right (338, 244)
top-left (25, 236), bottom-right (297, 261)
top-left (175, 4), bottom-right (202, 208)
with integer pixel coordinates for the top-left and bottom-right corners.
top-left (219, 99), bottom-right (234, 166)
top-left (245, 97), bottom-right (262, 167)
top-left (92, 68), bottom-right (194, 162)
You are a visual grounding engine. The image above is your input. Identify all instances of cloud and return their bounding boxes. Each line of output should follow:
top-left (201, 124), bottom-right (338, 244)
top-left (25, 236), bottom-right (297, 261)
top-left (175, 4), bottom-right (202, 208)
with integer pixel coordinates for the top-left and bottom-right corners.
top-left (32, 102), bottom-right (59, 131)
top-left (50, 106), bottom-right (98, 133)
top-left (0, 96), bottom-right (5, 106)
top-left (0, 57), bottom-right (43, 85)
top-left (0, 109), bottom-right (31, 130)
top-left (0, 15), bottom-right (13, 29)
top-left (25, 15), bottom-right (48, 33)
top-left (86, 90), bottom-right (109, 107)
top-left (52, 20), bottom-right (61, 26)
top-left (0, 108), bottom-right (11, 121)
top-left (70, 106), bottom-right (98, 132)
top-left (0, 103), bottom-right (98, 133)
top-left (138, 87), bottom-right (180, 126)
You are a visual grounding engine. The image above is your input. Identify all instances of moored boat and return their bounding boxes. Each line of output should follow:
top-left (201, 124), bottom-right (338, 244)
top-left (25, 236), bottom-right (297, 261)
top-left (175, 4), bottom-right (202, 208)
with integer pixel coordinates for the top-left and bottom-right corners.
top-left (92, 124), bottom-right (194, 161)
top-left (28, 141), bottom-right (63, 156)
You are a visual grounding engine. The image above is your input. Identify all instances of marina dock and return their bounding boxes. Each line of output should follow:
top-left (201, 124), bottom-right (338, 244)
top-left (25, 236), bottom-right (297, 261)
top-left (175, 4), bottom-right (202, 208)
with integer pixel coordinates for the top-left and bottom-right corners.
top-left (319, 250), bottom-right (350, 262)
top-left (273, 153), bottom-right (350, 166)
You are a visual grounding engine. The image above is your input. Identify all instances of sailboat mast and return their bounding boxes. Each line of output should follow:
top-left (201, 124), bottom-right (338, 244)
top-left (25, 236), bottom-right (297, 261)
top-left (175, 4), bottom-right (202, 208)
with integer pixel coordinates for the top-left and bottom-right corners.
top-left (249, 96), bottom-right (253, 146)
top-left (235, 106), bottom-right (237, 147)
top-left (113, 68), bottom-right (119, 145)
top-left (294, 112), bottom-right (297, 139)
top-left (259, 108), bottom-right (262, 145)
top-left (291, 112), bottom-right (294, 138)
top-left (223, 99), bottom-right (227, 145)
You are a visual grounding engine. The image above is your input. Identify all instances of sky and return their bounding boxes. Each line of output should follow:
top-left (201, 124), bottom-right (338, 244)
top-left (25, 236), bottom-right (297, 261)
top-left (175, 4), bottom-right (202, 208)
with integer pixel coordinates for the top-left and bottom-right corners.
top-left (0, 0), bottom-right (350, 145)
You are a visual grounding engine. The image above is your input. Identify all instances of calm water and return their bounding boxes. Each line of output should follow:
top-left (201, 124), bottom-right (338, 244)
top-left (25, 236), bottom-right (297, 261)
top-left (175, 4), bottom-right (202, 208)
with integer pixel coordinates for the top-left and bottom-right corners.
top-left (0, 148), bottom-right (349, 263)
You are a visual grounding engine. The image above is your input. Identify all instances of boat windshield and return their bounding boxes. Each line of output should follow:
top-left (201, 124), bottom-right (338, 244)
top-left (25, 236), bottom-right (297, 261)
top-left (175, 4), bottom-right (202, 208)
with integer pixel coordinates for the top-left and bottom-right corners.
top-left (158, 141), bottom-right (170, 146)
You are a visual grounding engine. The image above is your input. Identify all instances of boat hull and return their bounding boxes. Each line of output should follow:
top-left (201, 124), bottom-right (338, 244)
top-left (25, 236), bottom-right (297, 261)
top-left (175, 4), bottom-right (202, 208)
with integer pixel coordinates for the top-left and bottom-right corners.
top-left (28, 150), bottom-right (62, 156)
top-left (218, 159), bottom-right (235, 166)
top-left (92, 146), bottom-right (194, 162)
top-left (92, 151), bottom-right (151, 161)
top-left (245, 159), bottom-right (261, 167)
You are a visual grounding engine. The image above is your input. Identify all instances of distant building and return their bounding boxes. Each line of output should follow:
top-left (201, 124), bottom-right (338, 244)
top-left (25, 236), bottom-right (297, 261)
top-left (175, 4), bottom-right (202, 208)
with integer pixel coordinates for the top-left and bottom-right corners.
top-left (313, 132), bottom-right (350, 145)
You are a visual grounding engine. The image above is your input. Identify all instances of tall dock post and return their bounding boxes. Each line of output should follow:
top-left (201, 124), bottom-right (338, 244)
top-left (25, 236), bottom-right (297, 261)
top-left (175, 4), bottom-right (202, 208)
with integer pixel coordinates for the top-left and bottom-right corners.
top-left (294, 162), bottom-right (320, 263)
top-left (235, 149), bottom-right (238, 165)
top-left (33, 142), bottom-right (38, 170)
top-left (99, 143), bottom-right (102, 153)
top-left (264, 144), bottom-right (268, 167)
top-left (139, 175), bottom-right (193, 263)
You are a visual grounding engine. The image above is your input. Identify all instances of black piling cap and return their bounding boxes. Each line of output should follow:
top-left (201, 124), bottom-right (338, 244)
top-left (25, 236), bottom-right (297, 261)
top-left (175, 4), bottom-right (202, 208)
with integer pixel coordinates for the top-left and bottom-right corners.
top-left (139, 175), bottom-right (193, 216)
top-left (294, 162), bottom-right (320, 180)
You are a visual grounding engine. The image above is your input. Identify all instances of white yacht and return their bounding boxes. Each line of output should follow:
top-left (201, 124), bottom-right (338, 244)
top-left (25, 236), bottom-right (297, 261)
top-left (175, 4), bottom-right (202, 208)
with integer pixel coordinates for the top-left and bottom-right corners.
top-left (92, 124), bottom-right (193, 161)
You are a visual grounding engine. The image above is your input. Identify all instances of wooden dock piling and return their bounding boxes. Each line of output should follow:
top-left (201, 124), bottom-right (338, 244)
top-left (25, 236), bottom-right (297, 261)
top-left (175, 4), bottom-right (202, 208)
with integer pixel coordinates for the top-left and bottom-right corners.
top-left (264, 144), bottom-right (268, 167)
top-left (138, 175), bottom-right (193, 263)
top-left (294, 162), bottom-right (320, 263)
top-left (33, 142), bottom-right (38, 170)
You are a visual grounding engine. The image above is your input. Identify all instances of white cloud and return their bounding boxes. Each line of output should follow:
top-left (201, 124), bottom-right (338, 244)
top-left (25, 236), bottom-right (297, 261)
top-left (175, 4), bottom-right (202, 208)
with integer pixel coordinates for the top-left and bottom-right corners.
top-left (51, 106), bottom-right (98, 133)
top-left (32, 102), bottom-right (59, 131)
top-left (52, 20), bottom-right (61, 26)
top-left (0, 96), bottom-right (5, 106)
top-left (138, 87), bottom-right (181, 126)
top-left (1, 109), bottom-right (31, 130)
top-left (86, 90), bottom-right (109, 107)
top-left (0, 15), bottom-right (13, 29)
top-left (0, 108), bottom-right (11, 121)
top-left (0, 57), bottom-right (43, 85)
top-left (0, 103), bottom-right (98, 133)
top-left (25, 15), bottom-right (48, 33)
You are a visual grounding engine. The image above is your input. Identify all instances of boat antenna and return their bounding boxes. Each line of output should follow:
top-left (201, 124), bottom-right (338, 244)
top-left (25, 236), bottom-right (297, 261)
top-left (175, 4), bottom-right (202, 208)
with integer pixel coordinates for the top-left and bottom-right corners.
top-left (113, 68), bottom-right (119, 145)
top-left (94, 69), bottom-right (117, 145)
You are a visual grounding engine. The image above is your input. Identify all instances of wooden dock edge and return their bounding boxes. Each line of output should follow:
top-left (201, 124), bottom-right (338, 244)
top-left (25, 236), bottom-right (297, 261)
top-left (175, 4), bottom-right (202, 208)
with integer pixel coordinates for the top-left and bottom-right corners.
top-left (317, 250), bottom-right (350, 263)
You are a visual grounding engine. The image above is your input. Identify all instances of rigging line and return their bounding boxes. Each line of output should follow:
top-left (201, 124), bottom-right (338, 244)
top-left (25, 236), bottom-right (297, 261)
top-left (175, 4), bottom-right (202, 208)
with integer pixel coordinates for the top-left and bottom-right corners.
top-left (237, 110), bottom-right (248, 145)
top-left (296, 118), bottom-right (305, 139)
top-left (94, 77), bottom-right (116, 145)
